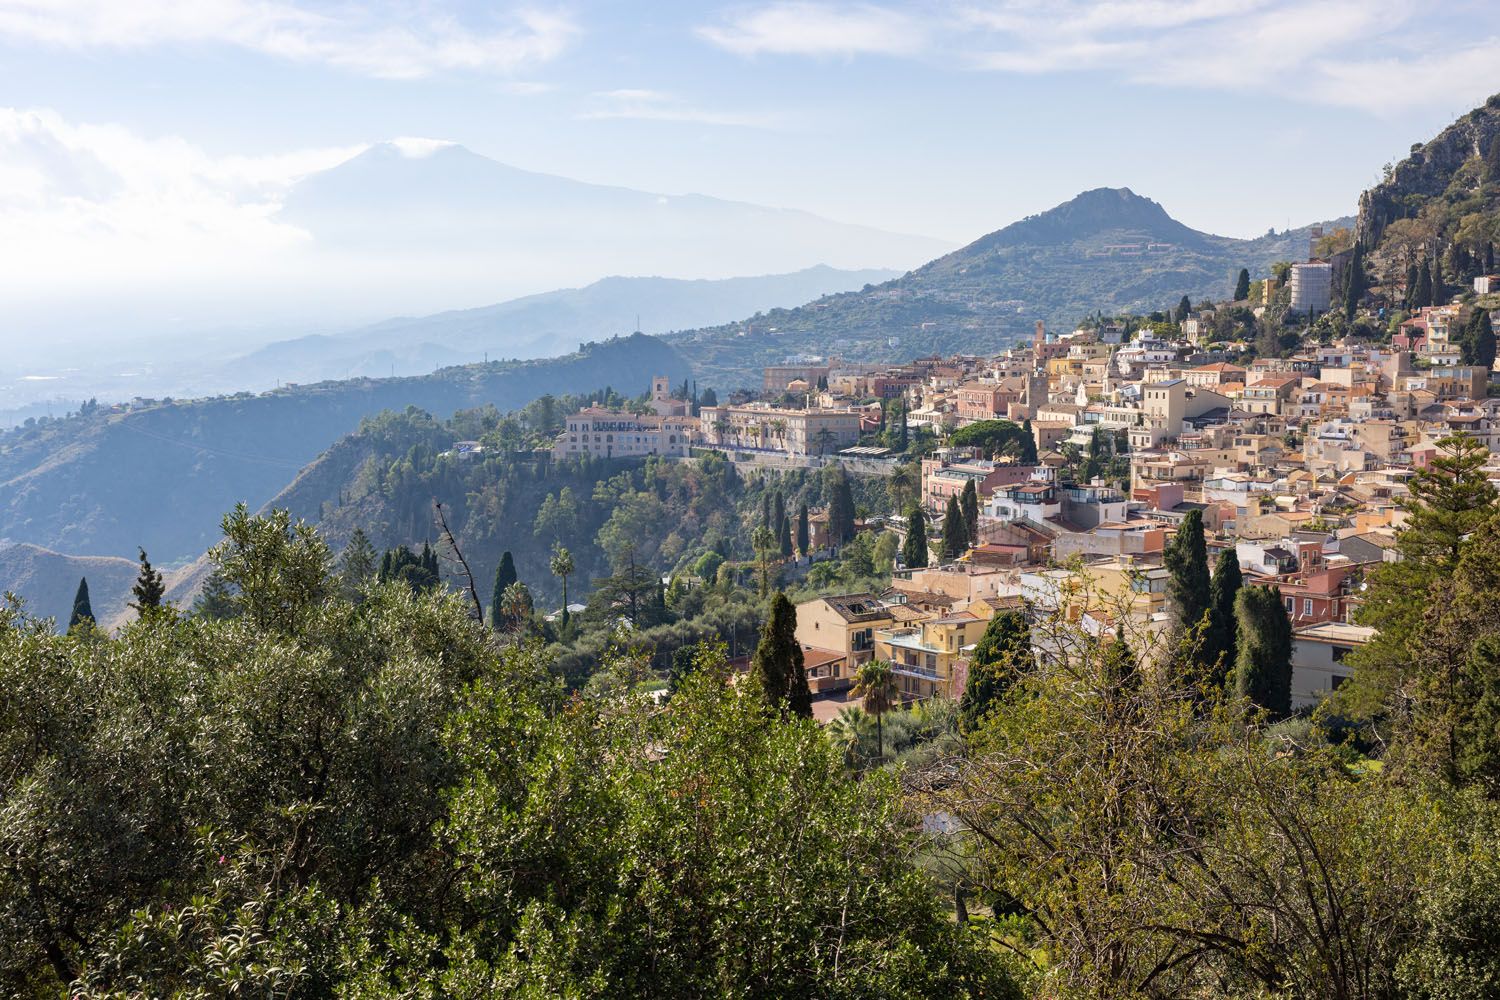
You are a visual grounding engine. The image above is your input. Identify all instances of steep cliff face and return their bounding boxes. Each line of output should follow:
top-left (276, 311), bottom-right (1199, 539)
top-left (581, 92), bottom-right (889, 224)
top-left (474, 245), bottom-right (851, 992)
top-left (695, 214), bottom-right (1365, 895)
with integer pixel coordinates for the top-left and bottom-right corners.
top-left (1356, 94), bottom-right (1500, 247)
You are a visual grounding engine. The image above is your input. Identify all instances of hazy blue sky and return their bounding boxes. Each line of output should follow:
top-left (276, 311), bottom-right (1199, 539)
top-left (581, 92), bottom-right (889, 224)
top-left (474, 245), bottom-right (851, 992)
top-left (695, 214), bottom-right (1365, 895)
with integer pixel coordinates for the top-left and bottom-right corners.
top-left (1, 0), bottom-right (1498, 318)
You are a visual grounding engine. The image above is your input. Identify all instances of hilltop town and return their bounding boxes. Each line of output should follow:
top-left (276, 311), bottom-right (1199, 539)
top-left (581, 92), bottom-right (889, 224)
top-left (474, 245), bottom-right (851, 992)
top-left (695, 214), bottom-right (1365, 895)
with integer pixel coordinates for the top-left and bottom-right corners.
top-left (549, 230), bottom-right (1500, 715)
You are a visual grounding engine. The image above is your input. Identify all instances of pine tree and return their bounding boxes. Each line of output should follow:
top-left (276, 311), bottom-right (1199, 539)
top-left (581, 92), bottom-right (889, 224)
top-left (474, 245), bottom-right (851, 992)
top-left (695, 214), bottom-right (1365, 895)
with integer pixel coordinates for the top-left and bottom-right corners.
top-left (1203, 549), bottom-right (1243, 689)
top-left (338, 528), bottom-right (378, 602)
top-left (1233, 268), bottom-right (1251, 302)
top-left (193, 571), bottom-right (238, 621)
top-left (1164, 510), bottom-right (1210, 636)
top-left (941, 495), bottom-right (968, 561)
top-left (751, 592), bottom-right (810, 718)
top-left (1234, 584), bottom-right (1293, 719)
top-left (130, 548), bottom-right (165, 615)
top-left (489, 551), bottom-right (517, 629)
top-left (902, 505), bottom-right (929, 569)
top-left (960, 478), bottom-right (980, 544)
top-left (67, 577), bottom-right (94, 630)
top-left (958, 610), bottom-right (1033, 734)
top-left (796, 502), bottom-right (810, 555)
top-left (1175, 295), bottom-right (1192, 323)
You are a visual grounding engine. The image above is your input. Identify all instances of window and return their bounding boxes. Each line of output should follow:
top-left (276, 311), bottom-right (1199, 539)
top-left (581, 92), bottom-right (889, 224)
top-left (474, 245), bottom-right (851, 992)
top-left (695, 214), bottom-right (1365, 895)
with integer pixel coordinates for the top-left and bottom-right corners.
top-left (1303, 599), bottom-right (1314, 616)
top-left (1331, 645), bottom-right (1352, 663)
top-left (1285, 597), bottom-right (1295, 613)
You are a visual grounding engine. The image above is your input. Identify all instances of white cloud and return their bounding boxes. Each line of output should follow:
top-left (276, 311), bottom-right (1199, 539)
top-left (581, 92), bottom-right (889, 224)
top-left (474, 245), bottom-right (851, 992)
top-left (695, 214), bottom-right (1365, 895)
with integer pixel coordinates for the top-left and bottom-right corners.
top-left (0, 107), bottom-right (363, 296)
top-left (0, 0), bottom-right (578, 78)
top-left (702, 0), bottom-right (1500, 114)
top-left (578, 89), bottom-right (781, 128)
top-left (697, 2), bottom-right (923, 57)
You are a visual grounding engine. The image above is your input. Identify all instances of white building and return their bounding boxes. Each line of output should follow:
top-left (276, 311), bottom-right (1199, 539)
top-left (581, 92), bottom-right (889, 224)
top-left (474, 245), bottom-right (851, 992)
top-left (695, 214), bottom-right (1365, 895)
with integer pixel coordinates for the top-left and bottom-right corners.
top-left (1290, 622), bottom-right (1375, 709)
top-left (554, 408), bottom-right (695, 460)
top-left (1289, 262), bottom-right (1332, 314)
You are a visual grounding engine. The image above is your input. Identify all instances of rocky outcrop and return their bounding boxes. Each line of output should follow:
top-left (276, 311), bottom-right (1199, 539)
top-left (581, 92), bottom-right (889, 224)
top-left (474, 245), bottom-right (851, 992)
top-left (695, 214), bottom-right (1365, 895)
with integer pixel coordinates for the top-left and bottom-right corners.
top-left (1356, 93), bottom-right (1500, 247)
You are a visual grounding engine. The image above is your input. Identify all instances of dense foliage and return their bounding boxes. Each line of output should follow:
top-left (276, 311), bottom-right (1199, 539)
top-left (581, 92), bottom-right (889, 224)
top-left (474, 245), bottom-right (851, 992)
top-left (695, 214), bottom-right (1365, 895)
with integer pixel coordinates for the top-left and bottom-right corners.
top-left (0, 508), bottom-right (1011, 998)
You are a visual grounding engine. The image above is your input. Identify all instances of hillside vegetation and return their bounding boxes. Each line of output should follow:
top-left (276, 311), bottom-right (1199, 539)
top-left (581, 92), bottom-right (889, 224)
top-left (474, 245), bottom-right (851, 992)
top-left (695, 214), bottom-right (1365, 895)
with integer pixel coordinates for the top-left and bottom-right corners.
top-left (0, 334), bottom-right (687, 564)
top-left (668, 188), bottom-right (1349, 387)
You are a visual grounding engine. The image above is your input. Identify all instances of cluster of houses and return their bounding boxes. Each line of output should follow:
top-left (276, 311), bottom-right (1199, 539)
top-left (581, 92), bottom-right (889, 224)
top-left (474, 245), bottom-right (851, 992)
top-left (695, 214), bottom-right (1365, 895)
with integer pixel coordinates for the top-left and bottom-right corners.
top-left (551, 287), bottom-right (1499, 714)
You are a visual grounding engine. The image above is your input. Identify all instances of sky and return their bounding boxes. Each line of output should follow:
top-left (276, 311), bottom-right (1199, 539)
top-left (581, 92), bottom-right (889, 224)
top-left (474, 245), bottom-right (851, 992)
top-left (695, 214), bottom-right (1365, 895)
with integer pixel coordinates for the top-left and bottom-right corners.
top-left (1, 0), bottom-right (1499, 348)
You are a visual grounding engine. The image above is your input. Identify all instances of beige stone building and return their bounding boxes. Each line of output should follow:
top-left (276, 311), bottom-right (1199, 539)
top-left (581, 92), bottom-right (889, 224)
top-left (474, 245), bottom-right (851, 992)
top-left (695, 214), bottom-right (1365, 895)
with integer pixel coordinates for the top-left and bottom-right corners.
top-left (698, 403), bottom-right (862, 455)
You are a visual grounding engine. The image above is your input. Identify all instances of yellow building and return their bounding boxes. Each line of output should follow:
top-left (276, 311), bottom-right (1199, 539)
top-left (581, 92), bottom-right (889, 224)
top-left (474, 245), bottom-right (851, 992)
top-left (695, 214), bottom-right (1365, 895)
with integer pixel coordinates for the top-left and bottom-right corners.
top-left (873, 611), bottom-right (989, 700)
top-left (793, 593), bottom-right (893, 692)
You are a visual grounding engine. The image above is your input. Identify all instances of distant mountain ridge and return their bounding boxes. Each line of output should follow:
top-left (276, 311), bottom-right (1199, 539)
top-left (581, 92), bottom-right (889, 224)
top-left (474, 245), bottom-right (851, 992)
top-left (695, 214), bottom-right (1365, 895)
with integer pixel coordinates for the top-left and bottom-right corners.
top-left (229, 265), bottom-right (898, 387)
top-left (667, 188), bottom-right (1351, 387)
top-left (275, 141), bottom-right (950, 284)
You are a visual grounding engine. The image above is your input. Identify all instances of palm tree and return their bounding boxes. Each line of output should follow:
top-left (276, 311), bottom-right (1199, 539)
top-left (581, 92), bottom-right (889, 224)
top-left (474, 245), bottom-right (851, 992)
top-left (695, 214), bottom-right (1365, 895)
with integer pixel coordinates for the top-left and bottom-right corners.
top-left (751, 525), bottom-right (777, 596)
top-left (851, 659), bottom-right (899, 762)
top-left (888, 461), bottom-right (920, 512)
top-left (827, 705), bottom-right (874, 769)
top-left (550, 545), bottom-right (575, 626)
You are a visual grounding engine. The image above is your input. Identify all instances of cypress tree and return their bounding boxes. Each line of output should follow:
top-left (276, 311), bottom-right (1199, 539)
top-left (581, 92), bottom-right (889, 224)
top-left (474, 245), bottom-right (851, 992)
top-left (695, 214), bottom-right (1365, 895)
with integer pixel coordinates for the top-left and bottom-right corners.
top-left (490, 551), bottom-right (517, 629)
top-left (1406, 263), bottom-right (1422, 308)
top-left (762, 491), bottom-right (773, 530)
top-left (1467, 310), bottom-right (1496, 371)
top-left (1233, 268), bottom-right (1251, 302)
top-left (772, 490), bottom-right (786, 538)
top-left (68, 577), bottom-right (94, 630)
top-left (1164, 510), bottom-right (1210, 635)
top-left (778, 511), bottom-right (794, 558)
top-left (130, 548), bottom-right (165, 615)
top-left (902, 505), bottom-right (929, 569)
top-left (1234, 584), bottom-right (1294, 719)
top-left (1019, 420), bottom-right (1039, 464)
top-left (751, 592), bottom-right (810, 718)
top-left (958, 610), bottom-right (1033, 734)
top-left (827, 471), bottom-right (857, 546)
top-left (1433, 253), bottom-right (1445, 305)
top-left (1415, 260), bottom-right (1433, 308)
top-left (941, 495), bottom-right (968, 560)
top-left (1343, 241), bottom-right (1365, 319)
top-left (1175, 295), bottom-right (1192, 323)
top-left (1203, 549), bottom-right (1244, 689)
top-left (1486, 241), bottom-right (1495, 272)
top-left (898, 400), bottom-right (909, 451)
top-left (960, 478), bottom-right (980, 544)
top-left (796, 502), bottom-right (810, 555)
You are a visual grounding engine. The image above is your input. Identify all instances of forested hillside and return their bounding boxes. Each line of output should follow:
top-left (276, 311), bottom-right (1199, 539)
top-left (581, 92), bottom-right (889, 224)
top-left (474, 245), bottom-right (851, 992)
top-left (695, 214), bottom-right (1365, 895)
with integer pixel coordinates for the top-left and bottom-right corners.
top-left (0, 334), bottom-right (687, 564)
top-left (667, 188), bottom-right (1350, 387)
top-left (1355, 92), bottom-right (1500, 296)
